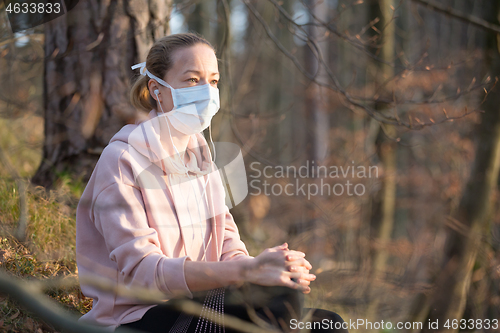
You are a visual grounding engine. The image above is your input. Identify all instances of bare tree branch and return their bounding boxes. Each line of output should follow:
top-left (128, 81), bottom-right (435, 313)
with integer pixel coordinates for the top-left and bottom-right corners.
top-left (267, 0), bottom-right (489, 105)
top-left (0, 270), bottom-right (282, 333)
top-left (411, 0), bottom-right (500, 34)
top-left (78, 275), bottom-right (281, 333)
top-left (242, 0), bottom-right (485, 130)
top-left (0, 269), bottom-right (140, 333)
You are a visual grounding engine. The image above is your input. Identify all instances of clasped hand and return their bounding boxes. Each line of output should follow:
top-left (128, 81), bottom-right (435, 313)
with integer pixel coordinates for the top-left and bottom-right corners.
top-left (241, 243), bottom-right (316, 294)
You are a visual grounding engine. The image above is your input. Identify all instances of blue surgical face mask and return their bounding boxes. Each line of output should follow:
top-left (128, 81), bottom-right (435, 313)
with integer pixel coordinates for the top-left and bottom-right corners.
top-left (131, 62), bottom-right (220, 136)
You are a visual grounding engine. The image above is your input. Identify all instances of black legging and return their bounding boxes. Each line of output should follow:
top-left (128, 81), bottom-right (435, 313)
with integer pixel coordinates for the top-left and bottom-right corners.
top-left (120, 282), bottom-right (348, 333)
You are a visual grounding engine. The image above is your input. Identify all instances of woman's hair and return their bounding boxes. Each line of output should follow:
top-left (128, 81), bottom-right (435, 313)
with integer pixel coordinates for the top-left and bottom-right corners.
top-left (129, 32), bottom-right (215, 113)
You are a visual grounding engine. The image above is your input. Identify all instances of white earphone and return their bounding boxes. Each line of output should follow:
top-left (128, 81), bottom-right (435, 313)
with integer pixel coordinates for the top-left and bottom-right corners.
top-left (152, 85), bottom-right (209, 262)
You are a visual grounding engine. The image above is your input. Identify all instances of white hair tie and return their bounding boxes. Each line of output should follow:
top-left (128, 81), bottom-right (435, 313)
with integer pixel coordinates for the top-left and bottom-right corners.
top-left (131, 62), bottom-right (147, 75)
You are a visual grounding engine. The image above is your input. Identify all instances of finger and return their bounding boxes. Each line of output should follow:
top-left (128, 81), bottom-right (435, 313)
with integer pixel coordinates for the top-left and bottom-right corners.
top-left (285, 250), bottom-right (306, 261)
top-left (292, 276), bottom-right (312, 285)
top-left (286, 264), bottom-right (311, 274)
top-left (288, 266), bottom-right (309, 274)
top-left (269, 243), bottom-right (288, 251)
top-left (286, 263), bottom-right (309, 273)
top-left (299, 274), bottom-right (316, 282)
top-left (286, 258), bottom-right (312, 270)
top-left (289, 271), bottom-right (316, 282)
top-left (289, 275), bottom-right (312, 293)
top-left (302, 258), bottom-right (313, 270)
top-left (267, 244), bottom-right (290, 256)
top-left (284, 276), bottom-right (310, 293)
top-left (286, 250), bottom-right (306, 257)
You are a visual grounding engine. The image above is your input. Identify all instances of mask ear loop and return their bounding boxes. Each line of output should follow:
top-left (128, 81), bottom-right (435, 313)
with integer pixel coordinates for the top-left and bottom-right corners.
top-left (156, 83), bottom-right (209, 262)
top-left (197, 123), bottom-right (216, 206)
top-left (193, 124), bottom-right (216, 261)
top-left (208, 123), bottom-right (217, 163)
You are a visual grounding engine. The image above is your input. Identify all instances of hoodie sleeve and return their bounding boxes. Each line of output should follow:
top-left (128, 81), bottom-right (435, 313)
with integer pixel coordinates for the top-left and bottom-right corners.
top-left (92, 182), bottom-right (194, 299)
top-left (220, 206), bottom-right (254, 261)
top-left (88, 142), bottom-right (194, 300)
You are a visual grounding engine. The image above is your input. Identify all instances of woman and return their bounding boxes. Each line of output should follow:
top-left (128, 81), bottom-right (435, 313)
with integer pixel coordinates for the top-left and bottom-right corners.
top-left (76, 32), bottom-right (346, 333)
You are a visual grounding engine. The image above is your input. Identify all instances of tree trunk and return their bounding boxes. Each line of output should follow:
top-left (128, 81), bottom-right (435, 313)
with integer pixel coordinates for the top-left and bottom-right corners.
top-left (186, 1), bottom-right (214, 43)
top-left (277, 0), bottom-right (295, 165)
top-left (213, 0), bottom-right (233, 144)
top-left (303, 0), bottom-right (330, 265)
top-left (420, 2), bottom-right (500, 331)
top-left (366, 0), bottom-right (397, 320)
top-left (32, 0), bottom-right (172, 188)
top-left (304, 0), bottom-right (329, 167)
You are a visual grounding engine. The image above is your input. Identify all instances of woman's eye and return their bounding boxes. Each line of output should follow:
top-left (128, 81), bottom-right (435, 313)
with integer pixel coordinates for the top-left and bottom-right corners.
top-left (188, 78), bottom-right (198, 83)
top-left (211, 80), bottom-right (218, 85)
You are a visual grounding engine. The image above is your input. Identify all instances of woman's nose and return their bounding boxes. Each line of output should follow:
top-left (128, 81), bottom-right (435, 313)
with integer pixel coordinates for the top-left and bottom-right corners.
top-left (198, 78), bottom-right (209, 85)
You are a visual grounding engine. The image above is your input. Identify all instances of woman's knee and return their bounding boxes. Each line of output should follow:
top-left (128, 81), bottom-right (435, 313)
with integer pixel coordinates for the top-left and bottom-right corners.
top-left (244, 283), bottom-right (303, 308)
top-left (226, 284), bottom-right (304, 324)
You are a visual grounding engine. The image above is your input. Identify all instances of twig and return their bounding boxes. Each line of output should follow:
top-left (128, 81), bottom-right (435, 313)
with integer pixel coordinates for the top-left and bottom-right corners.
top-left (78, 275), bottom-right (280, 333)
top-left (480, 77), bottom-right (498, 105)
top-left (411, 0), bottom-right (500, 34)
top-left (243, 0), bottom-right (483, 130)
top-left (0, 270), bottom-right (140, 333)
top-left (0, 270), bottom-right (281, 333)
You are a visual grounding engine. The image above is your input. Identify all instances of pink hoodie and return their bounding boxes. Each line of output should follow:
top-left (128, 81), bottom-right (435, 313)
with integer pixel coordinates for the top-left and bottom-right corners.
top-left (76, 110), bottom-right (251, 330)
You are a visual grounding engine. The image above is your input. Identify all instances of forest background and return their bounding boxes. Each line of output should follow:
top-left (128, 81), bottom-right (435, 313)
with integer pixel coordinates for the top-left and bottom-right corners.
top-left (0, 0), bottom-right (499, 332)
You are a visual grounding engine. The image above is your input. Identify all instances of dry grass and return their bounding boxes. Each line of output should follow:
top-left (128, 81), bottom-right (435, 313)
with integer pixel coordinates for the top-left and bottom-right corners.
top-left (0, 115), bottom-right (43, 179)
top-left (0, 113), bottom-right (92, 332)
top-left (0, 237), bottom-right (92, 332)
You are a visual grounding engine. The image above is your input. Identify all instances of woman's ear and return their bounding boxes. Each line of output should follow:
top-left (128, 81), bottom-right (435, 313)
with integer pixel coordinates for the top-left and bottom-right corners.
top-left (148, 79), bottom-right (160, 101)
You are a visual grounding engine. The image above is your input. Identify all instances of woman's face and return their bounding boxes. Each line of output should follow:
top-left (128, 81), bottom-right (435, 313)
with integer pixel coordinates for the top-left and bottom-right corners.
top-left (148, 43), bottom-right (219, 113)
